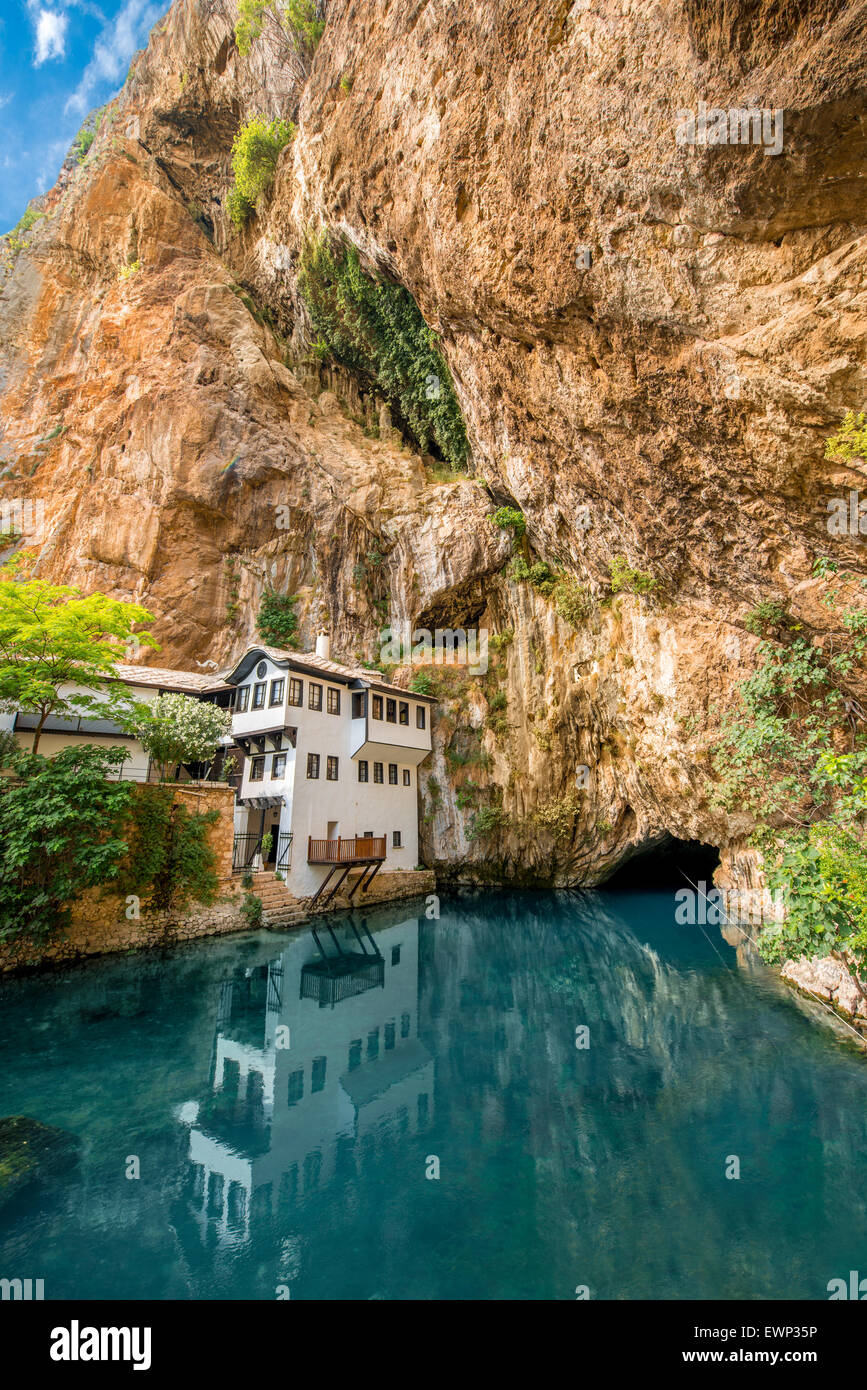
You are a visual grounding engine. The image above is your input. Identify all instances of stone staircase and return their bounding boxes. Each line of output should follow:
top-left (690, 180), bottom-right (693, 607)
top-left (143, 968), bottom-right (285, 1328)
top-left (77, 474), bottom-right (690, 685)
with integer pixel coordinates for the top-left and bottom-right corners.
top-left (250, 871), bottom-right (309, 928)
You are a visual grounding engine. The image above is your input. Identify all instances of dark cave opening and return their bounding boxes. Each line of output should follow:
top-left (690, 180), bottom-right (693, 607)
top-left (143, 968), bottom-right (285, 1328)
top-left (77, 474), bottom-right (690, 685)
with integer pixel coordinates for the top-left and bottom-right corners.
top-left (601, 836), bottom-right (721, 891)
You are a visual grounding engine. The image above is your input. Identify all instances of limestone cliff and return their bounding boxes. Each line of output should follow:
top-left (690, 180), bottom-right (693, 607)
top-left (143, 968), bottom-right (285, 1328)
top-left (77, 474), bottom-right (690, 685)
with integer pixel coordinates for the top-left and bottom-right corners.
top-left (0, 0), bottom-right (865, 894)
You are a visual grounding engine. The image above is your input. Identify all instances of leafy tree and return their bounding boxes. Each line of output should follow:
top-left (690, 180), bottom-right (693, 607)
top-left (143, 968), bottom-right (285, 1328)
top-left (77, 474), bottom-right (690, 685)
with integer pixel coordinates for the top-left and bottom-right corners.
top-left (256, 591), bottom-right (300, 648)
top-left (0, 744), bottom-right (133, 941)
top-left (235, 0), bottom-right (325, 61)
top-left (132, 693), bottom-right (232, 783)
top-left (298, 233), bottom-right (470, 469)
top-left (0, 574), bottom-right (155, 753)
top-left (226, 115), bottom-right (296, 227)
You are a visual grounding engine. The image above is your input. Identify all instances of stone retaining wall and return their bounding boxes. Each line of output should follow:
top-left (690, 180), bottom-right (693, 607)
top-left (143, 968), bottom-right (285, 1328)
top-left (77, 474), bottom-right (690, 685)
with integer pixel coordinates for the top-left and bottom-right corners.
top-left (0, 857), bottom-right (437, 976)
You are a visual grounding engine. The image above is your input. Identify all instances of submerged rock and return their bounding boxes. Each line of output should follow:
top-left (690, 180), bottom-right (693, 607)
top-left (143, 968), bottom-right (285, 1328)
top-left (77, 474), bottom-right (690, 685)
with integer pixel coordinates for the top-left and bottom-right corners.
top-left (0, 1115), bottom-right (81, 1203)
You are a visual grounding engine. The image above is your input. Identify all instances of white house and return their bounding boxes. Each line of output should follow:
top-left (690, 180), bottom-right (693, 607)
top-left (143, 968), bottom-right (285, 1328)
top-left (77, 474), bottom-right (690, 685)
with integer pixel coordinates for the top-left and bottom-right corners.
top-left (0, 664), bottom-right (232, 778)
top-left (225, 635), bottom-right (436, 902)
top-left (0, 632), bottom-right (435, 902)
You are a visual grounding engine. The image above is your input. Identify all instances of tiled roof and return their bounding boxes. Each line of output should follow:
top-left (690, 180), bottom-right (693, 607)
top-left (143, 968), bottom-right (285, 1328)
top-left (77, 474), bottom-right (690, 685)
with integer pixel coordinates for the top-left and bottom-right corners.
top-left (114, 645), bottom-right (437, 702)
top-left (112, 663), bottom-right (230, 692)
top-left (241, 645), bottom-right (438, 701)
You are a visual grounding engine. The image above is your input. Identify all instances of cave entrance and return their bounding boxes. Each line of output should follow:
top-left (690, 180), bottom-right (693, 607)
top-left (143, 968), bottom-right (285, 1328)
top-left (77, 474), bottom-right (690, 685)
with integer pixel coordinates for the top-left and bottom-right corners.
top-left (602, 836), bottom-right (720, 891)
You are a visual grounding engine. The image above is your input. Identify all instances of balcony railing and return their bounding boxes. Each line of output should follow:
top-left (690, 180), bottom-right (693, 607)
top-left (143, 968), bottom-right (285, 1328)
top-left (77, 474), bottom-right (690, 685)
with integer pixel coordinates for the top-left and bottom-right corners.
top-left (307, 835), bottom-right (386, 864)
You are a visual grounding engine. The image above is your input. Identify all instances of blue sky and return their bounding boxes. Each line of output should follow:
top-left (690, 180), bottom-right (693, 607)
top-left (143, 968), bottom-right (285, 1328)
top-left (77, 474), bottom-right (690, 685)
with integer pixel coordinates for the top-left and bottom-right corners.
top-left (0, 0), bottom-right (168, 232)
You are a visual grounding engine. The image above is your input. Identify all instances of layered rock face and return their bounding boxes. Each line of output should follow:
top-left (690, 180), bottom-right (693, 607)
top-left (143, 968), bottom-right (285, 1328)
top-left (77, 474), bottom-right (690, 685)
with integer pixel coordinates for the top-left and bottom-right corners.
top-left (0, 0), bottom-right (865, 886)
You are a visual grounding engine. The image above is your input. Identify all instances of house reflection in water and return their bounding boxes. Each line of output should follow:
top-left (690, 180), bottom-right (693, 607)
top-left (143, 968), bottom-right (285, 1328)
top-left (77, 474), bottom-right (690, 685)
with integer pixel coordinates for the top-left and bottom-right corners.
top-left (178, 914), bottom-right (433, 1245)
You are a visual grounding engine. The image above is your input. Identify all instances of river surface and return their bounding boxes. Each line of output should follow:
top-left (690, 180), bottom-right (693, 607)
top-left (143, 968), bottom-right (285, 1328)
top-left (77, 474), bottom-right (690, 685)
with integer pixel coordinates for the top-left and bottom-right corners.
top-left (1, 889), bottom-right (866, 1300)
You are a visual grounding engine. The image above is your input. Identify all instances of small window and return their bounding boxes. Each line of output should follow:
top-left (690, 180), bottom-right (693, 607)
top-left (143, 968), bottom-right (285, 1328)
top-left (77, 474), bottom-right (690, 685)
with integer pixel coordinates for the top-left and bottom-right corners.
top-left (352, 691), bottom-right (366, 719)
top-left (237, 685), bottom-right (250, 712)
top-left (367, 1028), bottom-right (379, 1061)
top-left (416, 705), bottom-right (426, 729)
top-left (252, 682), bottom-right (266, 709)
top-left (307, 753), bottom-right (320, 779)
top-left (403, 769), bottom-right (411, 786)
top-left (249, 755), bottom-right (265, 781)
top-left (400, 1012), bottom-right (411, 1039)
top-left (348, 1039), bottom-right (362, 1071)
top-left (311, 1057), bottom-right (327, 1093)
top-left (386, 698), bottom-right (396, 723)
top-left (269, 677), bottom-right (284, 706)
top-left (287, 1070), bottom-right (304, 1107)
top-left (399, 701), bottom-right (409, 725)
top-left (385, 1021), bottom-right (396, 1049)
top-left (372, 695), bottom-right (383, 720)
top-left (288, 678), bottom-right (303, 707)
top-left (326, 756), bottom-right (339, 781)
top-left (392, 830), bottom-right (402, 847)
top-left (373, 762), bottom-right (383, 784)
top-left (308, 683), bottom-right (322, 711)
top-left (327, 688), bottom-right (340, 715)
top-left (388, 764), bottom-right (398, 785)
top-left (391, 946), bottom-right (401, 967)
top-left (272, 752), bottom-right (286, 778)
top-left (358, 761), bottom-right (369, 783)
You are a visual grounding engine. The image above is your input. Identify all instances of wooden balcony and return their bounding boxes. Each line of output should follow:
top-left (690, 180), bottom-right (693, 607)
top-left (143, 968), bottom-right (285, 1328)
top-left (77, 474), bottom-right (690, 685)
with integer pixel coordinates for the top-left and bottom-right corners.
top-left (307, 835), bottom-right (386, 864)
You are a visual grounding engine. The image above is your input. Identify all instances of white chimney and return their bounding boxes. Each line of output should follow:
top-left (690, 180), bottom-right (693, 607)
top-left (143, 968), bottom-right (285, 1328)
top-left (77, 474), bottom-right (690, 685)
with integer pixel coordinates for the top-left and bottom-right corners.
top-left (316, 630), bottom-right (331, 659)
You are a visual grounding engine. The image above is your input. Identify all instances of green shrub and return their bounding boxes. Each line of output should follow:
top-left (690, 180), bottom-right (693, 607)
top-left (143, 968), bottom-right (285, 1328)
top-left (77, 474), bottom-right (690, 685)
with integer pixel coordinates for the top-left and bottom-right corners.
top-left (553, 577), bottom-right (590, 626)
top-left (227, 115), bottom-right (295, 227)
top-left (298, 233), bottom-right (470, 469)
top-left (711, 564), bottom-right (867, 976)
top-left (117, 787), bottom-right (220, 913)
top-left (241, 891), bottom-right (264, 928)
top-left (73, 128), bottom-right (95, 163)
top-left (256, 591), bottom-right (299, 648)
top-left (744, 601), bottom-right (789, 636)
top-left (608, 555), bottom-right (658, 596)
top-left (467, 805), bottom-right (507, 841)
top-left (825, 410), bottom-right (867, 463)
top-left (410, 670), bottom-right (435, 695)
top-left (491, 506), bottom-right (526, 539)
top-left (0, 745), bottom-right (132, 941)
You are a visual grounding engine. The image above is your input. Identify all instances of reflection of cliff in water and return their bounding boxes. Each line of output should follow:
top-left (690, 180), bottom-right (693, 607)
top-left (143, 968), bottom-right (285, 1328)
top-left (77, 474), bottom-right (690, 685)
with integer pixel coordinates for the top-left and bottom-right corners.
top-left (420, 890), bottom-right (867, 1299)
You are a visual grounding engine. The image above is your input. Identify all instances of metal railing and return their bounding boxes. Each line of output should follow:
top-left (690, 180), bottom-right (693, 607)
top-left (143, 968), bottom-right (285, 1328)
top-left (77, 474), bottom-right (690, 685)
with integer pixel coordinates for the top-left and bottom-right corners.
top-left (232, 834), bottom-right (263, 872)
top-left (232, 831), bottom-right (293, 873)
top-left (307, 835), bottom-right (386, 864)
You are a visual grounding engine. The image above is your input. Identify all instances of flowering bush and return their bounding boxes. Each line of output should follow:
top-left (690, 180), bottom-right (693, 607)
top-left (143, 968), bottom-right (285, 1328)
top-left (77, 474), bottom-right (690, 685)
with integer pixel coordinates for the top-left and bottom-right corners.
top-left (133, 694), bottom-right (232, 782)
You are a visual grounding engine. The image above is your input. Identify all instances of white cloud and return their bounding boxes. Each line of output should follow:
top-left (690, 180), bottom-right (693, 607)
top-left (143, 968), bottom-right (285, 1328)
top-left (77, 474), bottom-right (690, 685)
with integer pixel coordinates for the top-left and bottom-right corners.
top-left (34, 8), bottom-right (69, 65)
top-left (65, 0), bottom-right (162, 115)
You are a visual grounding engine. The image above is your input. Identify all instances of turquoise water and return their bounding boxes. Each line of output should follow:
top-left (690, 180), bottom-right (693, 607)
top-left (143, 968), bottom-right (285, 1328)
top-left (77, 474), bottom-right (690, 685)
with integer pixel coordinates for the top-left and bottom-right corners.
top-left (1, 889), bottom-right (866, 1301)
